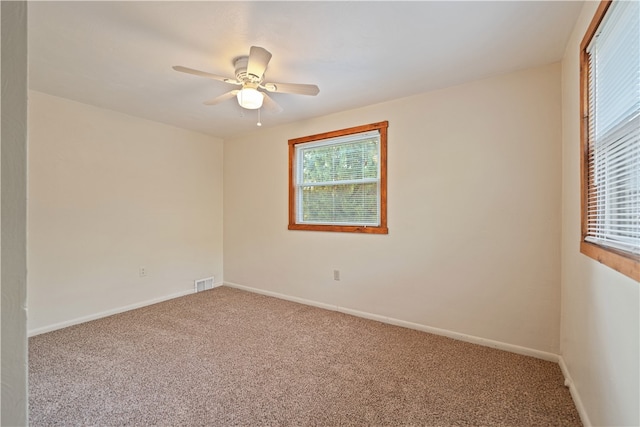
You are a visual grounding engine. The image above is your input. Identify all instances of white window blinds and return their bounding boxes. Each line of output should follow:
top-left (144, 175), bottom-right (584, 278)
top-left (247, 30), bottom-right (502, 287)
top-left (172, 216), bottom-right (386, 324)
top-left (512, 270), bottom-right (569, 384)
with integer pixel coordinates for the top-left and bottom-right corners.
top-left (585, 0), bottom-right (640, 255)
top-left (295, 130), bottom-right (381, 226)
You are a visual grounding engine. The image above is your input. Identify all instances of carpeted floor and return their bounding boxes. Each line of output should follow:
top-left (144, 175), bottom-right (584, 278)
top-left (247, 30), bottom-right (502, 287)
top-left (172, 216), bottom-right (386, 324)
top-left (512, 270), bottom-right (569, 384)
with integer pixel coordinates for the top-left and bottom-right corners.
top-left (29, 286), bottom-right (582, 426)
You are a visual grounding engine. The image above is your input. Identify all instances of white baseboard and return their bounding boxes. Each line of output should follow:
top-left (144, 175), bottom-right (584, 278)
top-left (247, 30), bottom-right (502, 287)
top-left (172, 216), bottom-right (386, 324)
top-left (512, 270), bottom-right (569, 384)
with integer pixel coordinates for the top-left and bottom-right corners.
top-left (225, 281), bottom-right (337, 311)
top-left (31, 281), bottom-right (584, 421)
top-left (223, 281), bottom-right (559, 362)
top-left (559, 356), bottom-right (591, 426)
top-left (27, 286), bottom-right (220, 337)
top-left (340, 306), bottom-right (559, 362)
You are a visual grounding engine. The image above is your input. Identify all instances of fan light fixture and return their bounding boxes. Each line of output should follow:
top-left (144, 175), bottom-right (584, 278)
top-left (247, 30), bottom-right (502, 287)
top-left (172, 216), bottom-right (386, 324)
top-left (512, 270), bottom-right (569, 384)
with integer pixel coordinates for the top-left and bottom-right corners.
top-left (237, 86), bottom-right (264, 110)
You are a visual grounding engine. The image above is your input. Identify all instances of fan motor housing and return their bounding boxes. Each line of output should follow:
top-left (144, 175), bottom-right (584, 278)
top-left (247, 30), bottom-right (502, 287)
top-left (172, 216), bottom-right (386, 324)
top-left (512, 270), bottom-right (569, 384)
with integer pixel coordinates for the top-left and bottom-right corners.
top-left (233, 56), bottom-right (262, 83)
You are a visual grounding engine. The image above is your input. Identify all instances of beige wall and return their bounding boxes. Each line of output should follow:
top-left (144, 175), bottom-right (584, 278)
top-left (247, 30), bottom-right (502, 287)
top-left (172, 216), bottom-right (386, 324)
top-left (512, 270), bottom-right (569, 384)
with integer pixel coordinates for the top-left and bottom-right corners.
top-left (560, 2), bottom-right (639, 426)
top-left (1, 2), bottom-right (29, 424)
top-left (224, 63), bottom-right (563, 355)
top-left (27, 91), bottom-right (224, 333)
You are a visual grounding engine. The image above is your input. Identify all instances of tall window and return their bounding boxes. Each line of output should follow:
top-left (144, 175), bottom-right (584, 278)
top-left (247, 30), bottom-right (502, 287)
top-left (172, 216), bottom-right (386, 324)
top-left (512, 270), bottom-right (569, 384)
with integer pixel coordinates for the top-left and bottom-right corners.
top-left (580, 0), bottom-right (639, 281)
top-left (288, 121), bottom-right (388, 234)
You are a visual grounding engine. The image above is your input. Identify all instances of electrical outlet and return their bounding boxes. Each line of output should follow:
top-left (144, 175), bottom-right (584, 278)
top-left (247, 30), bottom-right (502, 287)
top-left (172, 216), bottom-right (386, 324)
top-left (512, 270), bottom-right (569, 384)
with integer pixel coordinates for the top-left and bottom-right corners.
top-left (333, 270), bottom-right (340, 281)
top-left (139, 266), bottom-right (147, 277)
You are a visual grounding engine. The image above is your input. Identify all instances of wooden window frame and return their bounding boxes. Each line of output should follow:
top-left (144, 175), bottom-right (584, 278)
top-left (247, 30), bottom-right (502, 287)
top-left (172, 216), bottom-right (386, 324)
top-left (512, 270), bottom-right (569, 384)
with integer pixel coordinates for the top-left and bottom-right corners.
top-left (579, 0), bottom-right (639, 281)
top-left (288, 121), bottom-right (388, 234)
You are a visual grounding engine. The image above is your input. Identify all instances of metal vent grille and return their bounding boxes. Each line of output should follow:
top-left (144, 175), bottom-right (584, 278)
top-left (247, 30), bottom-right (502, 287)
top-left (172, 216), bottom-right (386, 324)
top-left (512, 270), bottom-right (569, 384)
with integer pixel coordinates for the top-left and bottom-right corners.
top-left (194, 277), bottom-right (214, 293)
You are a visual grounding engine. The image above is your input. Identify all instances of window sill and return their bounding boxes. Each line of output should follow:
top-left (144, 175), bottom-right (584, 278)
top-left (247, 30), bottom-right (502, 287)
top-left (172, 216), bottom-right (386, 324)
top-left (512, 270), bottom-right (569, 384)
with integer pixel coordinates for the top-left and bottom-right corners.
top-left (288, 224), bottom-right (388, 234)
top-left (580, 241), bottom-right (640, 282)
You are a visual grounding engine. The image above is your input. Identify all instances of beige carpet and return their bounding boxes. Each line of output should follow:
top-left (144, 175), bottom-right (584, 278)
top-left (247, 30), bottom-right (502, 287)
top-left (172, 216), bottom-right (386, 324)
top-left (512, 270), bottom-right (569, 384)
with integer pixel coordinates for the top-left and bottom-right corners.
top-left (29, 286), bottom-right (581, 426)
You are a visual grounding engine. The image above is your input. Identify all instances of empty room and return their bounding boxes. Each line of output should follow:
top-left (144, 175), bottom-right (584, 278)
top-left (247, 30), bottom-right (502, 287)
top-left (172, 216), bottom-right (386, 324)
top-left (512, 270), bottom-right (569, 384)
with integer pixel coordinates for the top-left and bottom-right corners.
top-left (1, 1), bottom-right (638, 426)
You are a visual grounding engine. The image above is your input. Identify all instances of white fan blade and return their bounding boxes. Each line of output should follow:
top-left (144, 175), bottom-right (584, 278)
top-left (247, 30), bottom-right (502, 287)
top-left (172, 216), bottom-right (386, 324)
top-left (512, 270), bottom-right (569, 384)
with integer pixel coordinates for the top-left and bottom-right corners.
top-left (263, 82), bottom-right (319, 96)
top-left (203, 90), bottom-right (239, 106)
top-left (247, 46), bottom-right (272, 79)
top-left (173, 66), bottom-right (240, 85)
top-left (262, 93), bottom-right (283, 114)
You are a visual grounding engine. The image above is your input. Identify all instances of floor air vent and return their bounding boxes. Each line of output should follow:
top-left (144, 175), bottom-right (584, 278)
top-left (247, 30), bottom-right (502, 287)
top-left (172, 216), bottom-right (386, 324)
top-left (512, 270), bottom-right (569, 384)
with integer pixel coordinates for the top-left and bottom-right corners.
top-left (194, 277), bottom-right (214, 293)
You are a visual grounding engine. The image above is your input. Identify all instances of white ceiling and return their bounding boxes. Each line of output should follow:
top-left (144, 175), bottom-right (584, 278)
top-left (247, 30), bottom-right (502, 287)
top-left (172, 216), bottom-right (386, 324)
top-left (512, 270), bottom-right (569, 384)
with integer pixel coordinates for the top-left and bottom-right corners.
top-left (28, 1), bottom-right (583, 140)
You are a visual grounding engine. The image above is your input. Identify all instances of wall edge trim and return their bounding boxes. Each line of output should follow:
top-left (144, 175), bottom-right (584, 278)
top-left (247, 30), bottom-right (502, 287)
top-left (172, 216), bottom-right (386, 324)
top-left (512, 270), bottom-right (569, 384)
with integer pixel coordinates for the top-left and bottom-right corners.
top-left (224, 281), bottom-right (559, 362)
top-left (558, 355), bottom-right (592, 426)
top-left (224, 282), bottom-right (338, 312)
top-left (27, 285), bottom-right (222, 337)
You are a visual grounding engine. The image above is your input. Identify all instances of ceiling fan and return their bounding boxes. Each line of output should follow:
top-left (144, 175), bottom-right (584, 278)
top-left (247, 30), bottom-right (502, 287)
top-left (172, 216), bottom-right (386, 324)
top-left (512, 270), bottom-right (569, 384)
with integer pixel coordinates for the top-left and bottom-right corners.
top-left (173, 46), bottom-right (319, 113)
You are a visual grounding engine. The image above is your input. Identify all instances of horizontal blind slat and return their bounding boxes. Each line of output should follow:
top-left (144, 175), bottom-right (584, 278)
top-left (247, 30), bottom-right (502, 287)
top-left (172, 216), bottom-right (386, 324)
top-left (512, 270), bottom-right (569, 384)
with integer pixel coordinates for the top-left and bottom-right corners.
top-left (584, 0), bottom-right (640, 257)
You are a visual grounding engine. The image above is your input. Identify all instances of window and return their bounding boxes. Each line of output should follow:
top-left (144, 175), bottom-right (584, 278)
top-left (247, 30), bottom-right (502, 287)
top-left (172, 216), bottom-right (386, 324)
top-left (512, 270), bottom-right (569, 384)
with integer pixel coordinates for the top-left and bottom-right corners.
top-left (580, 0), bottom-right (639, 281)
top-left (288, 121), bottom-right (388, 234)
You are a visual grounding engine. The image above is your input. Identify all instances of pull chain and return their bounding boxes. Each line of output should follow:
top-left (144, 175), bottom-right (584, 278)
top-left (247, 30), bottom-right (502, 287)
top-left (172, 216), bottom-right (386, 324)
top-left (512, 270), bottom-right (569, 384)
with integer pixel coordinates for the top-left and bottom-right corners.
top-left (257, 108), bottom-right (262, 127)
